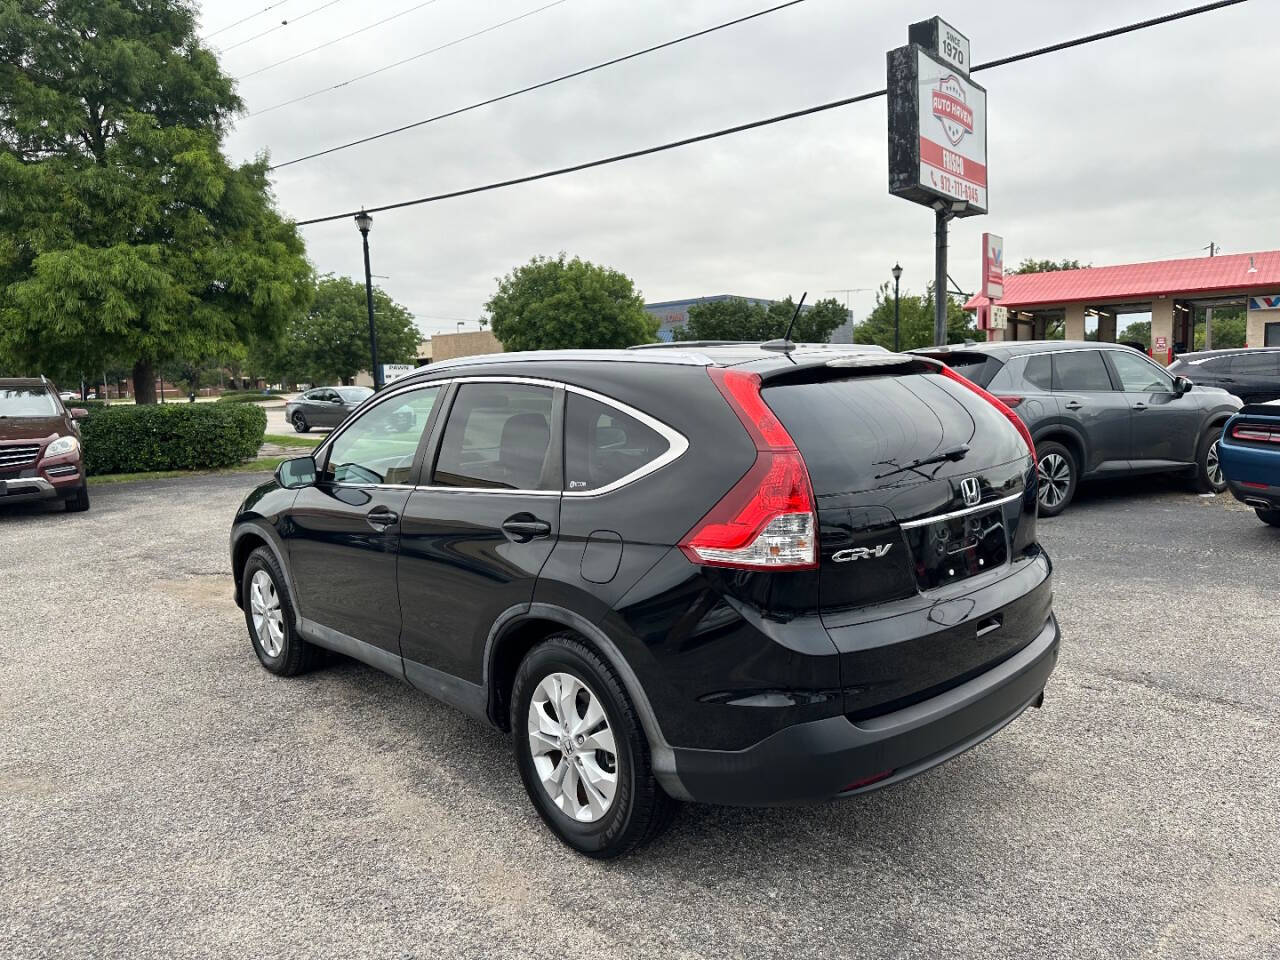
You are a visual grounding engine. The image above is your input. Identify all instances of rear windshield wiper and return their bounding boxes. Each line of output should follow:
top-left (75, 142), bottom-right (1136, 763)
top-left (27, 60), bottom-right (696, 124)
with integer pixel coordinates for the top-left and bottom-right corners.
top-left (874, 443), bottom-right (970, 480)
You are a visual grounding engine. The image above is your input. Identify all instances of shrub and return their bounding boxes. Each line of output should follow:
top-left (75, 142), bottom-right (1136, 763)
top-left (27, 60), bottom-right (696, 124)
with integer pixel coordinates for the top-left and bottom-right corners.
top-left (63, 399), bottom-right (109, 414)
top-left (81, 403), bottom-right (267, 475)
top-left (217, 389), bottom-right (284, 404)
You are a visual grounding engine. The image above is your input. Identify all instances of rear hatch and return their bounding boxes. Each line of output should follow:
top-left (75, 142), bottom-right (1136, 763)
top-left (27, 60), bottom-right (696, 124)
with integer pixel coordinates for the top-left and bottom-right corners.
top-left (762, 358), bottom-right (1047, 719)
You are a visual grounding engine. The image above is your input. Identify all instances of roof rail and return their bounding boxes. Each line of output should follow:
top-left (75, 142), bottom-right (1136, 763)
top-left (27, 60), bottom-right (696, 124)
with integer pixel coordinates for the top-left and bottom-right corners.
top-left (627, 340), bottom-right (752, 350)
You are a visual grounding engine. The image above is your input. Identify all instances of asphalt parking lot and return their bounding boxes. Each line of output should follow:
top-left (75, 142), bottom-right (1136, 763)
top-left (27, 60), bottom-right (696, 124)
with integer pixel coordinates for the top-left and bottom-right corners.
top-left (2, 475), bottom-right (1277, 959)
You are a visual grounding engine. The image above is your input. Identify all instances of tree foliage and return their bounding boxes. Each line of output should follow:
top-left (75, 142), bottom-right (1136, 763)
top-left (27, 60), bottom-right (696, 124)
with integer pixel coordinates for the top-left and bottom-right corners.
top-left (258, 275), bottom-right (420, 386)
top-left (674, 297), bottom-right (848, 343)
top-left (853, 283), bottom-right (975, 350)
top-left (1012, 258), bottom-right (1089, 274)
top-left (486, 254), bottom-right (656, 352)
top-left (0, 0), bottom-right (312, 402)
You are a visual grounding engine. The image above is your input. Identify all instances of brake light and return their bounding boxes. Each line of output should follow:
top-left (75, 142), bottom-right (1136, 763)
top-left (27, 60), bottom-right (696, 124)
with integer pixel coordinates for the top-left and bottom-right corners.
top-left (1232, 425), bottom-right (1280, 444)
top-left (679, 368), bottom-right (818, 571)
top-left (939, 365), bottom-right (1038, 467)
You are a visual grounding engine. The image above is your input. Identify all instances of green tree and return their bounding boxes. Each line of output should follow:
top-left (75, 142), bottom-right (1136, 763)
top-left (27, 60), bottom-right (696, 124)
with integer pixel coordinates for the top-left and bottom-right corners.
top-left (0, 0), bottom-right (312, 403)
top-left (283, 275), bottom-right (420, 385)
top-left (1196, 307), bottom-right (1246, 349)
top-left (486, 254), bottom-right (656, 351)
top-left (853, 283), bottom-right (975, 350)
top-left (674, 297), bottom-right (848, 343)
top-left (1012, 258), bottom-right (1089, 274)
top-left (1119, 319), bottom-right (1151, 348)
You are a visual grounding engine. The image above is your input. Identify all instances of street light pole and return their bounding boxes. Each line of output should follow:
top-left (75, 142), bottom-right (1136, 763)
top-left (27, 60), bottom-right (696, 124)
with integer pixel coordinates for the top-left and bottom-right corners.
top-left (355, 210), bottom-right (382, 390)
top-left (892, 263), bottom-right (903, 352)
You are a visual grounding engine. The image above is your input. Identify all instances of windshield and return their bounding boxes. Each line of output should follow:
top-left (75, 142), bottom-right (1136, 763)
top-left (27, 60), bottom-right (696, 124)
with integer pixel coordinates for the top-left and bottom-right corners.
top-left (0, 388), bottom-right (58, 417)
top-left (337, 387), bottom-right (373, 403)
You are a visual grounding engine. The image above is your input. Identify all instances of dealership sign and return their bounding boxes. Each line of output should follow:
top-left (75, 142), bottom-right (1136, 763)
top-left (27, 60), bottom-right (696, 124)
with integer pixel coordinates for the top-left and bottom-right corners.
top-left (983, 233), bottom-right (1004, 299)
top-left (1249, 295), bottom-right (1280, 310)
top-left (887, 20), bottom-right (988, 216)
top-left (381, 363), bottom-right (416, 383)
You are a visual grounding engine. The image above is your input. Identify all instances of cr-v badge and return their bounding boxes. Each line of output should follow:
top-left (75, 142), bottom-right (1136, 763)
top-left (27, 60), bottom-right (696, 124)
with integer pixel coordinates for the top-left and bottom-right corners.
top-left (833, 544), bottom-right (893, 563)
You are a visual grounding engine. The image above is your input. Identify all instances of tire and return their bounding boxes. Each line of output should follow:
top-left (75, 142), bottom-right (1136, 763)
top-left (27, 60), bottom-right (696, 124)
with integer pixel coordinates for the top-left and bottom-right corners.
top-left (291, 411), bottom-right (310, 433)
top-left (241, 546), bottom-right (320, 676)
top-left (1192, 428), bottom-right (1227, 494)
top-left (1035, 441), bottom-right (1077, 518)
top-left (63, 483), bottom-right (90, 513)
top-left (1257, 509), bottom-right (1280, 527)
top-left (511, 633), bottom-right (676, 858)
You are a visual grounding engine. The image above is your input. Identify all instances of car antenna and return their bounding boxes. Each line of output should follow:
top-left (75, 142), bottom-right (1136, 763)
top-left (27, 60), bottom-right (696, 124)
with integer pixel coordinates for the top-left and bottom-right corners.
top-left (761, 292), bottom-right (806, 354)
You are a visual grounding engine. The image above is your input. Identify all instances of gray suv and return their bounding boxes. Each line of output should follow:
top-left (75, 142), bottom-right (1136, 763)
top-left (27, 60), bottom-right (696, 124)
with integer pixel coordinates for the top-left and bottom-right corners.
top-left (917, 341), bottom-right (1241, 516)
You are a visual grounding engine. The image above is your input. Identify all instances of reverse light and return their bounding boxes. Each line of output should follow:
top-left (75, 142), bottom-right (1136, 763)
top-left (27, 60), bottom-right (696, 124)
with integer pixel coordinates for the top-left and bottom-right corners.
top-left (43, 435), bottom-right (79, 458)
top-left (939, 365), bottom-right (1037, 467)
top-left (680, 368), bottom-right (818, 571)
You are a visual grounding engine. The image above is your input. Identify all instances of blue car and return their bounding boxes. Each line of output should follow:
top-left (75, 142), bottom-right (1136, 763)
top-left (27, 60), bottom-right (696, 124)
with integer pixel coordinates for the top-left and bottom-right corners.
top-left (1218, 401), bottom-right (1280, 526)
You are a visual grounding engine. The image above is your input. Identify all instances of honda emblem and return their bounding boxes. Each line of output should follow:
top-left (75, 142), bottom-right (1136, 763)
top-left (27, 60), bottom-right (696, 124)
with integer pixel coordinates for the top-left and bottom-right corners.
top-left (960, 477), bottom-right (981, 507)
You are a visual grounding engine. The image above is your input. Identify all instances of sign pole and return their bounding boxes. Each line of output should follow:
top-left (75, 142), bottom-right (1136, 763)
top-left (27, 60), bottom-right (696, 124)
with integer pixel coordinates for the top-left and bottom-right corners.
top-left (934, 207), bottom-right (949, 346)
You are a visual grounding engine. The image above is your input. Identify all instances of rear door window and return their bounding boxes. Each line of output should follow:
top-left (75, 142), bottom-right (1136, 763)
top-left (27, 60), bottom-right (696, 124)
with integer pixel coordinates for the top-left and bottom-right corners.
top-left (432, 382), bottom-right (556, 490)
top-left (564, 393), bottom-right (670, 492)
top-left (1052, 351), bottom-right (1114, 391)
top-left (1232, 353), bottom-right (1280, 375)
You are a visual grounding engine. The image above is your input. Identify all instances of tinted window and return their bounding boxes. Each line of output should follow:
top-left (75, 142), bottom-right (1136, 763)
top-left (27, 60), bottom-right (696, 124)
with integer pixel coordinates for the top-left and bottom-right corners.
top-left (564, 393), bottom-right (669, 492)
top-left (938, 355), bottom-right (997, 387)
top-left (1022, 355), bottom-right (1053, 391)
top-left (1199, 356), bottom-right (1234, 373)
top-left (0, 388), bottom-right (58, 417)
top-left (1231, 352), bottom-right (1280, 375)
top-left (1109, 350), bottom-right (1173, 393)
top-left (1052, 351), bottom-right (1113, 391)
top-left (433, 382), bottom-right (555, 490)
top-left (324, 386), bottom-right (440, 485)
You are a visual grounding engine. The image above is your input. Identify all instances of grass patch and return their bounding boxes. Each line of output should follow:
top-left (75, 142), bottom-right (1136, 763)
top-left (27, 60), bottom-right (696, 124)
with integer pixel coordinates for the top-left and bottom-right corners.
top-left (87, 457), bottom-right (289, 486)
top-left (263, 433), bottom-right (322, 448)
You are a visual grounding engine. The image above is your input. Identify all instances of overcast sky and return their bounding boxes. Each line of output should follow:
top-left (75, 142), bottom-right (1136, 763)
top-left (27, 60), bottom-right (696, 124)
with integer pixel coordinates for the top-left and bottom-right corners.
top-left (204, 0), bottom-right (1276, 339)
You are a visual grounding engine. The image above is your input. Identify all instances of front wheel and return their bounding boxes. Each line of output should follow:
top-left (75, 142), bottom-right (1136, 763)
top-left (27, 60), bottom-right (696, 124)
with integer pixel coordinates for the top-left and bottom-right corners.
top-left (1257, 508), bottom-right (1280, 527)
top-left (511, 634), bottom-right (676, 858)
top-left (241, 547), bottom-right (320, 676)
top-left (1192, 429), bottom-right (1227, 493)
top-left (64, 482), bottom-right (90, 513)
top-left (1035, 441), bottom-right (1077, 518)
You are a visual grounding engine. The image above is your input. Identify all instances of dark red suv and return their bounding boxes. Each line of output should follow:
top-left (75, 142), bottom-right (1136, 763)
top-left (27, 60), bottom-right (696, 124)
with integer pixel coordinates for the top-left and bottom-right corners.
top-left (0, 377), bottom-right (90, 512)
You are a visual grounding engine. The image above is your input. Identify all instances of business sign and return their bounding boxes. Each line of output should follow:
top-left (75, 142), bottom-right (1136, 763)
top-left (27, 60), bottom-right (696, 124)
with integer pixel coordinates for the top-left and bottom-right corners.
top-left (381, 363), bottom-right (415, 383)
top-left (1249, 295), bottom-right (1280, 310)
top-left (887, 26), bottom-right (988, 216)
top-left (983, 233), bottom-right (1004, 299)
top-left (991, 305), bottom-right (1008, 330)
top-left (909, 17), bottom-right (970, 75)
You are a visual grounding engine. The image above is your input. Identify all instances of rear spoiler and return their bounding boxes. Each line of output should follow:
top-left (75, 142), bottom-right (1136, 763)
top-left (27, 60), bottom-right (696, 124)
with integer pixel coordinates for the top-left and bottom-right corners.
top-left (1238, 403), bottom-right (1280, 419)
top-left (759, 353), bottom-right (940, 385)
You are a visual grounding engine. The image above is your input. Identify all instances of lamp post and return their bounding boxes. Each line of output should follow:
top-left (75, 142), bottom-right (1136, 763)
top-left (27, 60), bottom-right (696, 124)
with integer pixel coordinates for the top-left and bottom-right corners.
top-left (891, 263), bottom-right (903, 352)
top-left (354, 210), bottom-right (382, 390)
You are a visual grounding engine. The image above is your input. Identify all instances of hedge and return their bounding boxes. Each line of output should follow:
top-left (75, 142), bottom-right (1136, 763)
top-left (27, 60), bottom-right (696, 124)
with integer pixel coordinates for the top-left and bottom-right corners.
top-left (64, 399), bottom-right (109, 414)
top-left (81, 403), bottom-right (267, 475)
top-left (216, 390), bottom-right (285, 404)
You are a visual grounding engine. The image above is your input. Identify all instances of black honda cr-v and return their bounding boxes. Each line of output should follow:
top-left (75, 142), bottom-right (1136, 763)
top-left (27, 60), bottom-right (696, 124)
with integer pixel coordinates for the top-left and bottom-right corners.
top-left (230, 344), bottom-right (1060, 856)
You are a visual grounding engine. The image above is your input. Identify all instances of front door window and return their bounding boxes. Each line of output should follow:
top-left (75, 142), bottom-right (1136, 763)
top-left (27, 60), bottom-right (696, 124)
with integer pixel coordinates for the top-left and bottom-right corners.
top-left (324, 386), bottom-right (441, 485)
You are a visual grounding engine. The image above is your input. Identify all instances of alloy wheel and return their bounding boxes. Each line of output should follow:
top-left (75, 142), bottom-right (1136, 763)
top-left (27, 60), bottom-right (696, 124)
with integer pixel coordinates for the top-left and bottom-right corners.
top-left (1206, 439), bottom-right (1223, 488)
top-left (1037, 453), bottom-right (1071, 510)
top-left (249, 570), bottom-right (285, 657)
top-left (527, 672), bottom-right (618, 823)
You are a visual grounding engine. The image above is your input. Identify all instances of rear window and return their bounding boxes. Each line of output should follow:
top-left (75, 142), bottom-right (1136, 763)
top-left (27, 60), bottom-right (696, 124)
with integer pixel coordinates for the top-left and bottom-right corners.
top-left (764, 372), bottom-right (1026, 496)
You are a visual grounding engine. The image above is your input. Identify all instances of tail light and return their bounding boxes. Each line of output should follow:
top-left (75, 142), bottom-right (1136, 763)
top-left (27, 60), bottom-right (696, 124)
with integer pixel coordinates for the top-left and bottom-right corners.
top-left (679, 368), bottom-right (818, 570)
top-left (938, 365), bottom-right (1038, 467)
top-left (1232, 424), bottom-right (1280, 444)
top-left (994, 395), bottom-right (1024, 408)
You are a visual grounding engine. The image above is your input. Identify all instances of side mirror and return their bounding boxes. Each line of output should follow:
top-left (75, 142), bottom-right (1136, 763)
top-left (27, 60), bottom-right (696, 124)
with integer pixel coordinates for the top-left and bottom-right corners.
top-left (69, 408), bottom-right (89, 420)
top-left (275, 455), bottom-right (317, 490)
top-left (1174, 376), bottom-right (1193, 396)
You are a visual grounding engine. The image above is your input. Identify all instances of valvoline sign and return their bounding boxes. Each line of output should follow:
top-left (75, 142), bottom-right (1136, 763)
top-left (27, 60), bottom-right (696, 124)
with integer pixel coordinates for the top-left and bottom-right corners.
top-left (983, 233), bottom-right (1004, 300)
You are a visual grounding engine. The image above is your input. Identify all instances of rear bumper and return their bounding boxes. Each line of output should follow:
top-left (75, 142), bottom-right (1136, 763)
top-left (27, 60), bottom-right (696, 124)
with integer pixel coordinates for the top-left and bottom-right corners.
top-left (1218, 438), bottom-right (1280, 510)
top-left (669, 612), bottom-right (1060, 806)
top-left (1225, 478), bottom-right (1280, 512)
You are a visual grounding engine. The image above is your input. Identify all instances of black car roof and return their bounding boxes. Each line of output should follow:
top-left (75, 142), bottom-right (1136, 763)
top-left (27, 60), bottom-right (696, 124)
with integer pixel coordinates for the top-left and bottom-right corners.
top-left (1176, 347), bottom-right (1280, 362)
top-left (914, 340), bottom-right (1143, 358)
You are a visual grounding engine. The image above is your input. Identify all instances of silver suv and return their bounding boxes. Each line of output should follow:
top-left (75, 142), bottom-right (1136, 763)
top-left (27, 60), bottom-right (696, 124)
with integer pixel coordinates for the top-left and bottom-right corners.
top-left (917, 341), bottom-right (1242, 516)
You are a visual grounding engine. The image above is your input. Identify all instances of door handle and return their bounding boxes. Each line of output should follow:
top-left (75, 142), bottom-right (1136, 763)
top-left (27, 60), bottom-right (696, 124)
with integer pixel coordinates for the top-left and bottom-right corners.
top-left (1133, 402), bottom-right (1148, 411)
top-left (502, 513), bottom-right (551, 542)
top-left (1064, 401), bottom-right (1083, 410)
top-left (366, 508), bottom-right (399, 530)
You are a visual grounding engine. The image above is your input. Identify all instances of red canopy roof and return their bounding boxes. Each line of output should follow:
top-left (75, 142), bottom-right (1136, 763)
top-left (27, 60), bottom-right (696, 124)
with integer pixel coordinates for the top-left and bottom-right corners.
top-left (965, 250), bottom-right (1280, 311)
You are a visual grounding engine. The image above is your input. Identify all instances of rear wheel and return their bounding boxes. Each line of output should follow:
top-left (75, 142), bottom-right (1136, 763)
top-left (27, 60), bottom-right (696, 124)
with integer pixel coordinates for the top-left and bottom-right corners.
top-left (1257, 509), bottom-right (1280, 527)
top-left (64, 482), bottom-right (90, 513)
top-left (1192, 429), bottom-right (1226, 493)
top-left (511, 634), bottom-right (676, 858)
top-left (1035, 441), bottom-right (1077, 517)
top-left (291, 411), bottom-right (310, 433)
top-left (241, 547), bottom-right (320, 676)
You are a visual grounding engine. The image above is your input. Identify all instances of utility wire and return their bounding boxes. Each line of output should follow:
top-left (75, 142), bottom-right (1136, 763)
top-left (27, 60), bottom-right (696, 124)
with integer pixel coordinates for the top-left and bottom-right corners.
top-left (220, 0), bottom-right (347, 54)
top-left (247, 0), bottom-right (572, 117)
top-left (205, 0), bottom-right (294, 40)
top-left (239, 0), bottom-right (448, 79)
top-left (294, 0), bottom-right (1248, 227)
top-left (268, 0), bottom-right (809, 170)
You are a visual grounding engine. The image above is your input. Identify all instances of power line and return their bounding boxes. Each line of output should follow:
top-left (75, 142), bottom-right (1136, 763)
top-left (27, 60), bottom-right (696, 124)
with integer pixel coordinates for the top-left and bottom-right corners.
top-left (220, 0), bottom-right (348, 54)
top-left (239, 0), bottom-right (448, 80)
top-left (268, 0), bottom-right (809, 171)
top-left (204, 0), bottom-right (294, 40)
top-left (247, 0), bottom-right (572, 118)
top-left (294, 0), bottom-right (1248, 227)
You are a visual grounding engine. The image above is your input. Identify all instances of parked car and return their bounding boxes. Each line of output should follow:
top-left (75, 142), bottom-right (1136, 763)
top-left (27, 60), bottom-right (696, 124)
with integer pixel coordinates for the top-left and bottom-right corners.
top-left (0, 377), bottom-right (90, 512)
top-left (914, 341), bottom-right (1241, 517)
top-left (230, 345), bottom-right (1059, 857)
top-left (283, 385), bottom-right (373, 432)
top-left (1169, 348), bottom-right (1280, 405)
top-left (1217, 400), bottom-right (1280, 526)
